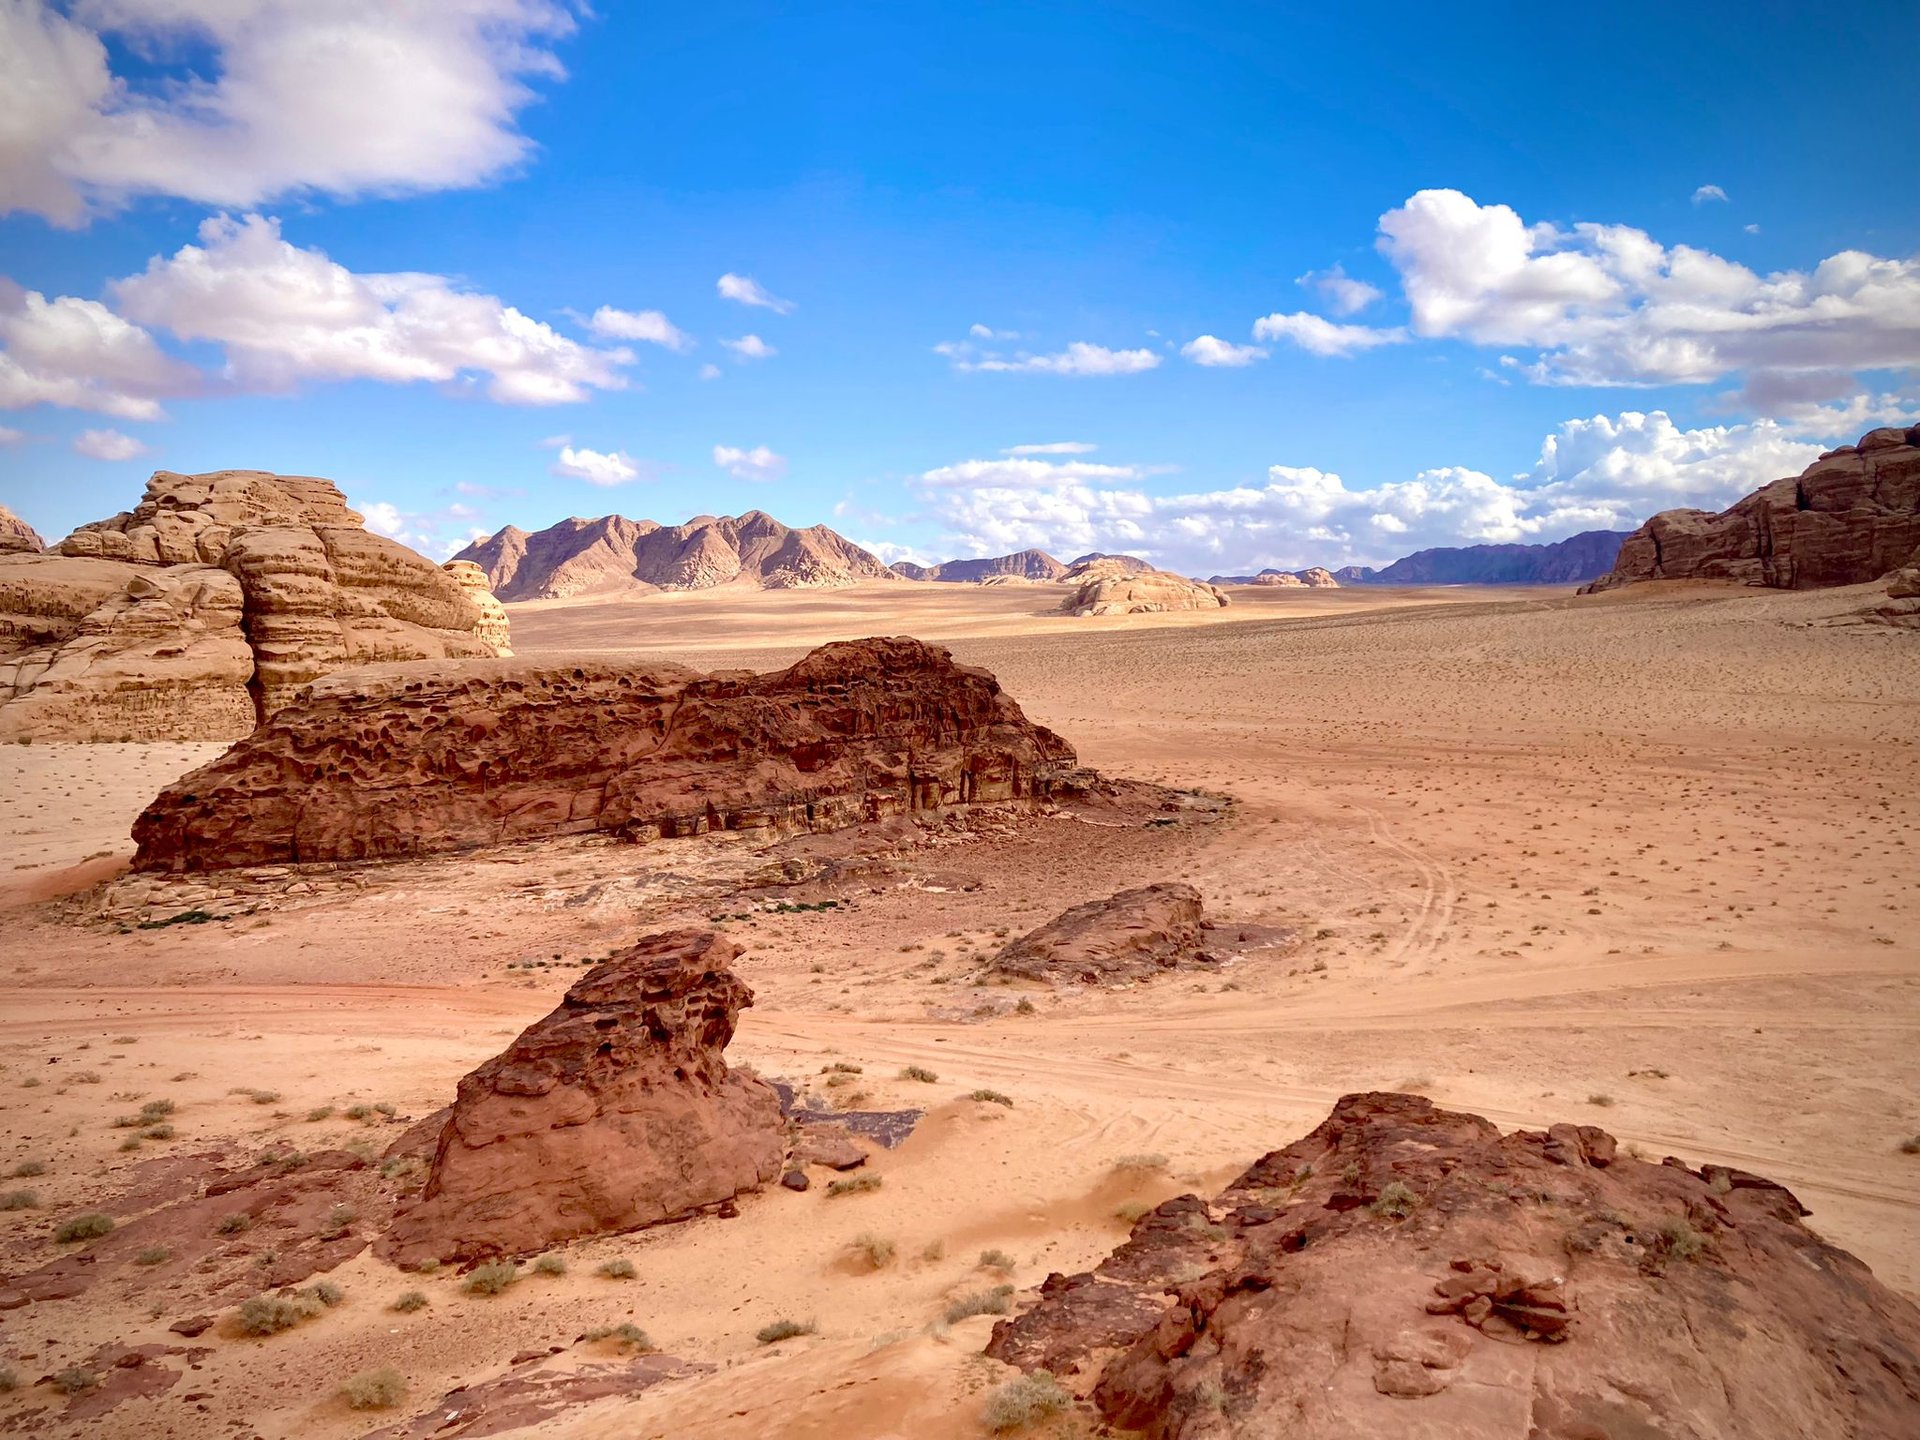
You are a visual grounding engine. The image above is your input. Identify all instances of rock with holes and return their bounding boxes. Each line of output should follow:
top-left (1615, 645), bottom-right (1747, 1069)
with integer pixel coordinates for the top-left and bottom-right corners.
top-left (379, 930), bottom-right (784, 1264)
top-left (987, 1091), bottom-right (1920, 1439)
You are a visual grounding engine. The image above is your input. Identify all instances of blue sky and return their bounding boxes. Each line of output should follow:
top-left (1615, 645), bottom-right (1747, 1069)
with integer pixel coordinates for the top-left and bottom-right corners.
top-left (2, 0), bottom-right (1916, 573)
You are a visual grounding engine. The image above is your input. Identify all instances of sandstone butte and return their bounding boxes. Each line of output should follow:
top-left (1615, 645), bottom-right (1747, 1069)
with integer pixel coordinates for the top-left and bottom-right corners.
top-left (130, 636), bottom-right (1079, 872)
top-left (0, 502), bottom-right (43, 555)
top-left (1583, 423), bottom-right (1920, 592)
top-left (0, 470), bottom-right (511, 742)
top-left (989, 1091), bottom-right (1920, 1440)
top-left (1060, 558), bottom-right (1230, 617)
top-left (380, 929), bottom-right (784, 1265)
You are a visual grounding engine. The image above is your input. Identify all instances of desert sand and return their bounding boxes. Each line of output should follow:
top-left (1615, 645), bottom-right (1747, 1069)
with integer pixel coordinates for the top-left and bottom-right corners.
top-left (1, 578), bottom-right (1915, 1437)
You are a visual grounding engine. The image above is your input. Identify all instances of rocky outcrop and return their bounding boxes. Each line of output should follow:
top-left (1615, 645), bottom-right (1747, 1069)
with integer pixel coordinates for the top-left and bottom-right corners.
top-left (382, 930), bottom-right (783, 1264)
top-left (0, 502), bottom-right (42, 554)
top-left (454, 511), bottom-right (897, 600)
top-left (130, 636), bottom-right (1078, 872)
top-left (1061, 561), bottom-right (1228, 617)
top-left (442, 560), bottom-right (513, 653)
top-left (994, 883), bottom-right (1205, 983)
top-left (0, 471), bottom-right (510, 740)
top-left (988, 1092), bottom-right (1920, 1440)
top-left (1860, 550), bottom-right (1920, 629)
top-left (893, 549), bottom-right (1067, 583)
top-left (1584, 426), bottom-right (1920, 593)
top-left (1068, 552), bottom-right (1151, 576)
top-left (1209, 567), bottom-right (1341, 588)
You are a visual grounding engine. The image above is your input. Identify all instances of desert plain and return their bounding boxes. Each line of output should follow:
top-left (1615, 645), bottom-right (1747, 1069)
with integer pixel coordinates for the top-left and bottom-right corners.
top-left (1, 576), bottom-right (1916, 1438)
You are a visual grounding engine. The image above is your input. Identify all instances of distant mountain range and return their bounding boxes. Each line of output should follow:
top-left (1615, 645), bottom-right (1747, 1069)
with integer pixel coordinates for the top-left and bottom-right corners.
top-left (1338, 530), bottom-right (1631, 585)
top-left (453, 511), bottom-right (896, 600)
top-left (892, 548), bottom-right (1066, 582)
top-left (1207, 567), bottom-right (1341, 587)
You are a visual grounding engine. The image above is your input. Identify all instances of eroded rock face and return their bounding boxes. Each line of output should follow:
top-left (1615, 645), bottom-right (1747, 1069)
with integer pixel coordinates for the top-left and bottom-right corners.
top-left (1584, 425), bottom-right (1920, 592)
top-left (0, 502), bottom-right (43, 554)
top-left (0, 470), bottom-right (511, 739)
top-left (131, 636), bottom-right (1078, 871)
top-left (993, 883), bottom-right (1207, 983)
top-left (443, 559), bottom-right (513, 653)
top-left (1062, 561), bottom-right (1229, 617)
top-left (988, 1092), bottom-right (1920, 1440)
top-left (381, 930), bottom-right (784, 1264)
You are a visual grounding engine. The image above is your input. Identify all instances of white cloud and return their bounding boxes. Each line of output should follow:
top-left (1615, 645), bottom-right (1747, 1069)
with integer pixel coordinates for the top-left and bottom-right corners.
top-left (851, 537), bottom-right (934, 567)
top-left (550, 444), bottom-right (644, 486)
top-left (1251, 311), bottom-right (1407, 357)
top-left (1297, 264), bottom-right (1384, 315)
top-left (359, 497), bottom-right (486, 559)
top-left (1374, 188), bottom-right (1920, 392)
top-left (716, 273), bottom-right (793, 314)
top-left (721, 334), bottom-right (776, 362)
top-left (1692, 184), bottom-right (1729, 205)
top-left (969, 323), bottom-right (1020, 340)
top-left (697, 362), bottom-right (722, 381)
top-left (1004, 441), bottom-right (1096, 456)
top-left (0, 426), bottom-right (26, 446)
top-left (916, 411), bottom-right (1822, 574)
top-left (939, 339), bottom-right (1162, 376)
top-left (585, 307), bottom-right (692, 351)
top-left (1181, 334), bottom-right (1268, 367)
top-left (71, 426), bottom-right (146, 460)
top-left (0, 0), bottom-right (577, 227)
top-left (713, 443), bottom-right (786, 482)
top-left (0, 279), bottom-right (198, 419)
top-left (114, 213), bottom-right (630, 404)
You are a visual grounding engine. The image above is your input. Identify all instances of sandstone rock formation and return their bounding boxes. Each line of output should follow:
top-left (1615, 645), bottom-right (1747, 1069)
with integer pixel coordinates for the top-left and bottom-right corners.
top-left (994, 883), bottom-right (1205, 983)
top-left (0, 471), bottom-right (510, 740)
top-left (1061, 560), bottom-right (1228, 617)
top-left (1861, 549), bottom-right (1920, 628)
top-left (131, 636), bottom-right (1078, 872)
top-left (1209, 567), bottom-right (1341, 587)
top-left (1068, 551), bottom-right (1151, 576)
top-left (892, 549), bottom-right (1067, 583)
top-left (1584, 426), bottom-right (1920, 593)
top-left (382, 929), bottom-right (783, 1264)
top-left (988, 1091), bottom-right (1920, 1439)
top-left (0, 502), bottom-right (42, 554)
top-left (454, 511), bottom-right (896, 599)
top-left (442, 559), bottom-right (513, 654)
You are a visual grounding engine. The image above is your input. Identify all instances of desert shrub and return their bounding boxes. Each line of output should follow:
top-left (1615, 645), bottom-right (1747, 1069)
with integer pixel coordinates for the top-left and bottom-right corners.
top-left (982, 1371), bottom-right (1070, 1432)
top-left (1653, 1218), bottom-right (1705, 1261)
top-left (344, 1103), bottom-right (375, 1121)
top-left (756, 1318), bottom-right (815, 1344)
top-left (0, 1366), bottom-right (14, 1391)
top-left (391, 1290), bottom-right (429, 1313)
top-left (54, 1212), bottom-right (113, 1243)
top-left (1899, 1135), bottom-right (1920, 1155)
top-left (943, 1285), bottom-right (1014, 1323)
top-left (1371, 1181), bottom-right (1419, 1219)
top-left (134, 1246), bottom-right (170, 1266)
top-left (143, 1123), bottom-right (176, 1140)
top-left (899, 1065), bottom-right (939, 1083)
top-left (970, 1089), bottom-right (1014, 1107)
top-left (340, 1367), bottom-right (407, 1410)
top-left (413, 1257), bottom-right (442, 1274)
top-left (464, 1261), bottom-right (519, 1295)
top-left (1014, 998), bottom-right (1036, 1015)
top-left (50, 1367), bottom-right (99, 1396)
top-left (978, 1248), bottom-right (1015, 1273)
top-left (597, 1257), bottom-right (636, 1279)
top-left (119, 1135), bottom-right (143, 1152)
top-left (826, 1173), bottom-right (882, 1198)
top-left (824, 1062), bottom-right (864, 1074)
top-left (216, 1211), bottom-right (252, 1235)
top-left (1113, 1200), bottom-right (1151, 1224)
top-left (533, 1252), bottom-right (567, 1276)
top-left (319, 1204), bottom-right (356, 1240)
top-left (848, 1232), bottom-right (896, 1269)
top-left (1112, 1153), bottom-right (1168, 1175)
top-left (2, 1190), bottom-right (38, 1211)
top-left (1587, 1093), bottom-right (1615, 1108)
top-left (310, 1279), bottom-right (344, 1305)
top-left (305, 1106), bottom-right (335, 1122)
top-left (920, 1239), bottom-right (946, 1261)
top-left (236, 1283), bottom-right (341, 1336)
top-left (73, 1071), bottom-right (101, 1084)
top-left (11, 1160), bottom-right (45, 1178)
top-left (584, 1322), bottom-right (653, 1350)
top-left (233, 1088), bottom-right (280, 1105)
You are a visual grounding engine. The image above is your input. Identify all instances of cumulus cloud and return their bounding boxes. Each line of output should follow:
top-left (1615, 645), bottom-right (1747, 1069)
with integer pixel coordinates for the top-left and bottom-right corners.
top-left (850, 536), bottom-right (933, 567)
top-left (113, 213), bottom-right (630, 404)
top-left (1004, 441), bottom-right (1096, 456)
top-left (1692, 184), bottom-right (1729, 205)
top-left (1375, 188), bottom-right (1920, 393)
top-left (585, 307), bottom-right (691, 351)
top-left (697, 362), bottom-right (722, 381)
top-left (0, 0), bottom-right (578, 227)
top-left (1250, 311), bottom-right (1407, 357)
top-left (0, 279), bottom-right (199, 419)
top-left (969, 323), bottom-right (1020, 340)
top-left (1297, 264), bottom-right (1384, 315)
top-left (721, 334), bottom-right (776, 362)
top-left (361, 498), bottom-right (490, 560)
top-left (713, 443), bottom-right (786, 482)
top-left (550, 443), bottom-right (644, 486)
top-left (1181, 335), bottom-right (1268, 367)
top-left (716, 273), bottom-right (793, 314)
top-left (71, 426), bottom-right (146, 460)
top-left (0, 426), bottom-right (26, 446)
top-left (916, 411), bottom-right (1821, 575)
top-left (936, 338), bottom-right (1161, 376)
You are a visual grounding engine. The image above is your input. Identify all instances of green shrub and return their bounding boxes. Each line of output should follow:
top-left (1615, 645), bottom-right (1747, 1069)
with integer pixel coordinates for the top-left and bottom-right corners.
top-left (235, 1283), bottom-right (342, 1336)
top-left (826, 1173), bottom-right (882, 1198)
top-left (584, 1322), bottom-right (653, 1350)
top-left (305, 1106), bottom-right (335, 1123)
top-left (533, 1252), bottom-right (567, 1276)
top-left (982, 1371), bottom-right (1070, 1432)
top-left (756, 1318), bottom-right (815, 1344)
top-left (1371, 1181), bottom-right (1419, 1219)
top-left (134, 1246), bottom-right (171, 1266)
top-left (11, 1161), bottom-right (45, 1178)
top-left (970, 1089), bottom-right (1014, 1107)
top-left (340, 1367), bottom-right (407, 1410)
top-left (899, 1065), bottom-right (939, 1083)
top-left (318, 1204), bottom-right (356, 1240)
top-left (848, 1232), bottom-right (896, 1269)
top-left (978, 1248), bottom-right (1014, 1273)
top-left (1, 1190), bottom-right (38, 1211)
top-left (597, 1257), bottom-right (636, 1279)
top-left (391, 1290), bottom-right (429, 1313)
top-left (54, 1212), bottom-right (113, 1243)
top-left (1114, 1200), bottom-right (1151, 1224)
top-left (943, 1285), bottom-right (1014, 1323)
top-left (464, 1261), bottom-right (519, 1295)
top-left (50, 1367), bottom-right (99, 1396)
top-left (1654, 1218), bottom-right (1705, 1261)
top-left (216, 1211), bottom-right (252, 1235)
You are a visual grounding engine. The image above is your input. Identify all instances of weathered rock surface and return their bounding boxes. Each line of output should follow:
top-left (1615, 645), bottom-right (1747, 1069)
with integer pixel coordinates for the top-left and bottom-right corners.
top-left (1209, 567), bottom-right (1341, 587)
top-left (1068, 551), bottom-right (1152, 575)
top-left (381, 930), bottom-right (784, 1264)
top-left (1061, 561), bottom-right (1228, 617)
top-left (0, 470), bottom-right (510, 739)
top-left (988, 1091), bottom-right (1920, 1440)
top-left (893, 549), bottom-right (1067, 583)
top-left (442, 558), bottom-right (513, 653)
top-left (993, 883), bottom-right (1206, 983)
top-left (1861, 550), bottom-right (1920, 628)
top-left (0, 502), bottom-right (42, 554)
top-left (1584, 425), bottom-right (1920, 592)
top-left (455, 510), bottom-right (897, 599)
top-left (131, 636), bottom-right (1078, 872)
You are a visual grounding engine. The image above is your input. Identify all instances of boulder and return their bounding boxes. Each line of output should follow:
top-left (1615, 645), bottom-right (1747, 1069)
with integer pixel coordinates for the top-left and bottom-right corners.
top-left (1061, 561), bottom-right (1229, 617)
top-left (0, 470), bottom-right (511, 739)
top-left (988, 1092), bottom-right (1920, 1440)
top-left (380, 930), bottom-right (784, 1264)
top-left (0, 502), bottom-right (42, 554)
top-left (1584, 425), bottom-right (1920, 592)
top-left (992, 882), bottom-right (1208, 983)
top-left (130, 636), bottom-right (1078, 871)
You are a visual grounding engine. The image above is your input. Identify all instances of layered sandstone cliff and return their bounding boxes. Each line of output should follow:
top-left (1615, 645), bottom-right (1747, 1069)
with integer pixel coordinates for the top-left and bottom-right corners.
top-left (1061, 559), bottom-right (1229, 617)
top-left (0, 503), bottom-right (43, 555)
top-left (1583, 425), bottom-right (1920, 592)
top-left (0, 470), bottom-right (510, 740)
top-left (130, 636), bottom-right (1078, 871)
top-left (382, 929), bottom-right (784, 1265)
top-left (989, 1092), bottom-right (1920, 1440)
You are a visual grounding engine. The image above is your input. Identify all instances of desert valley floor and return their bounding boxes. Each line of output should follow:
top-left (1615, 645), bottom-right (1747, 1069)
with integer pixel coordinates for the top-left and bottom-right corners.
top-left (2, 578), bottom-right (1916, 1438)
